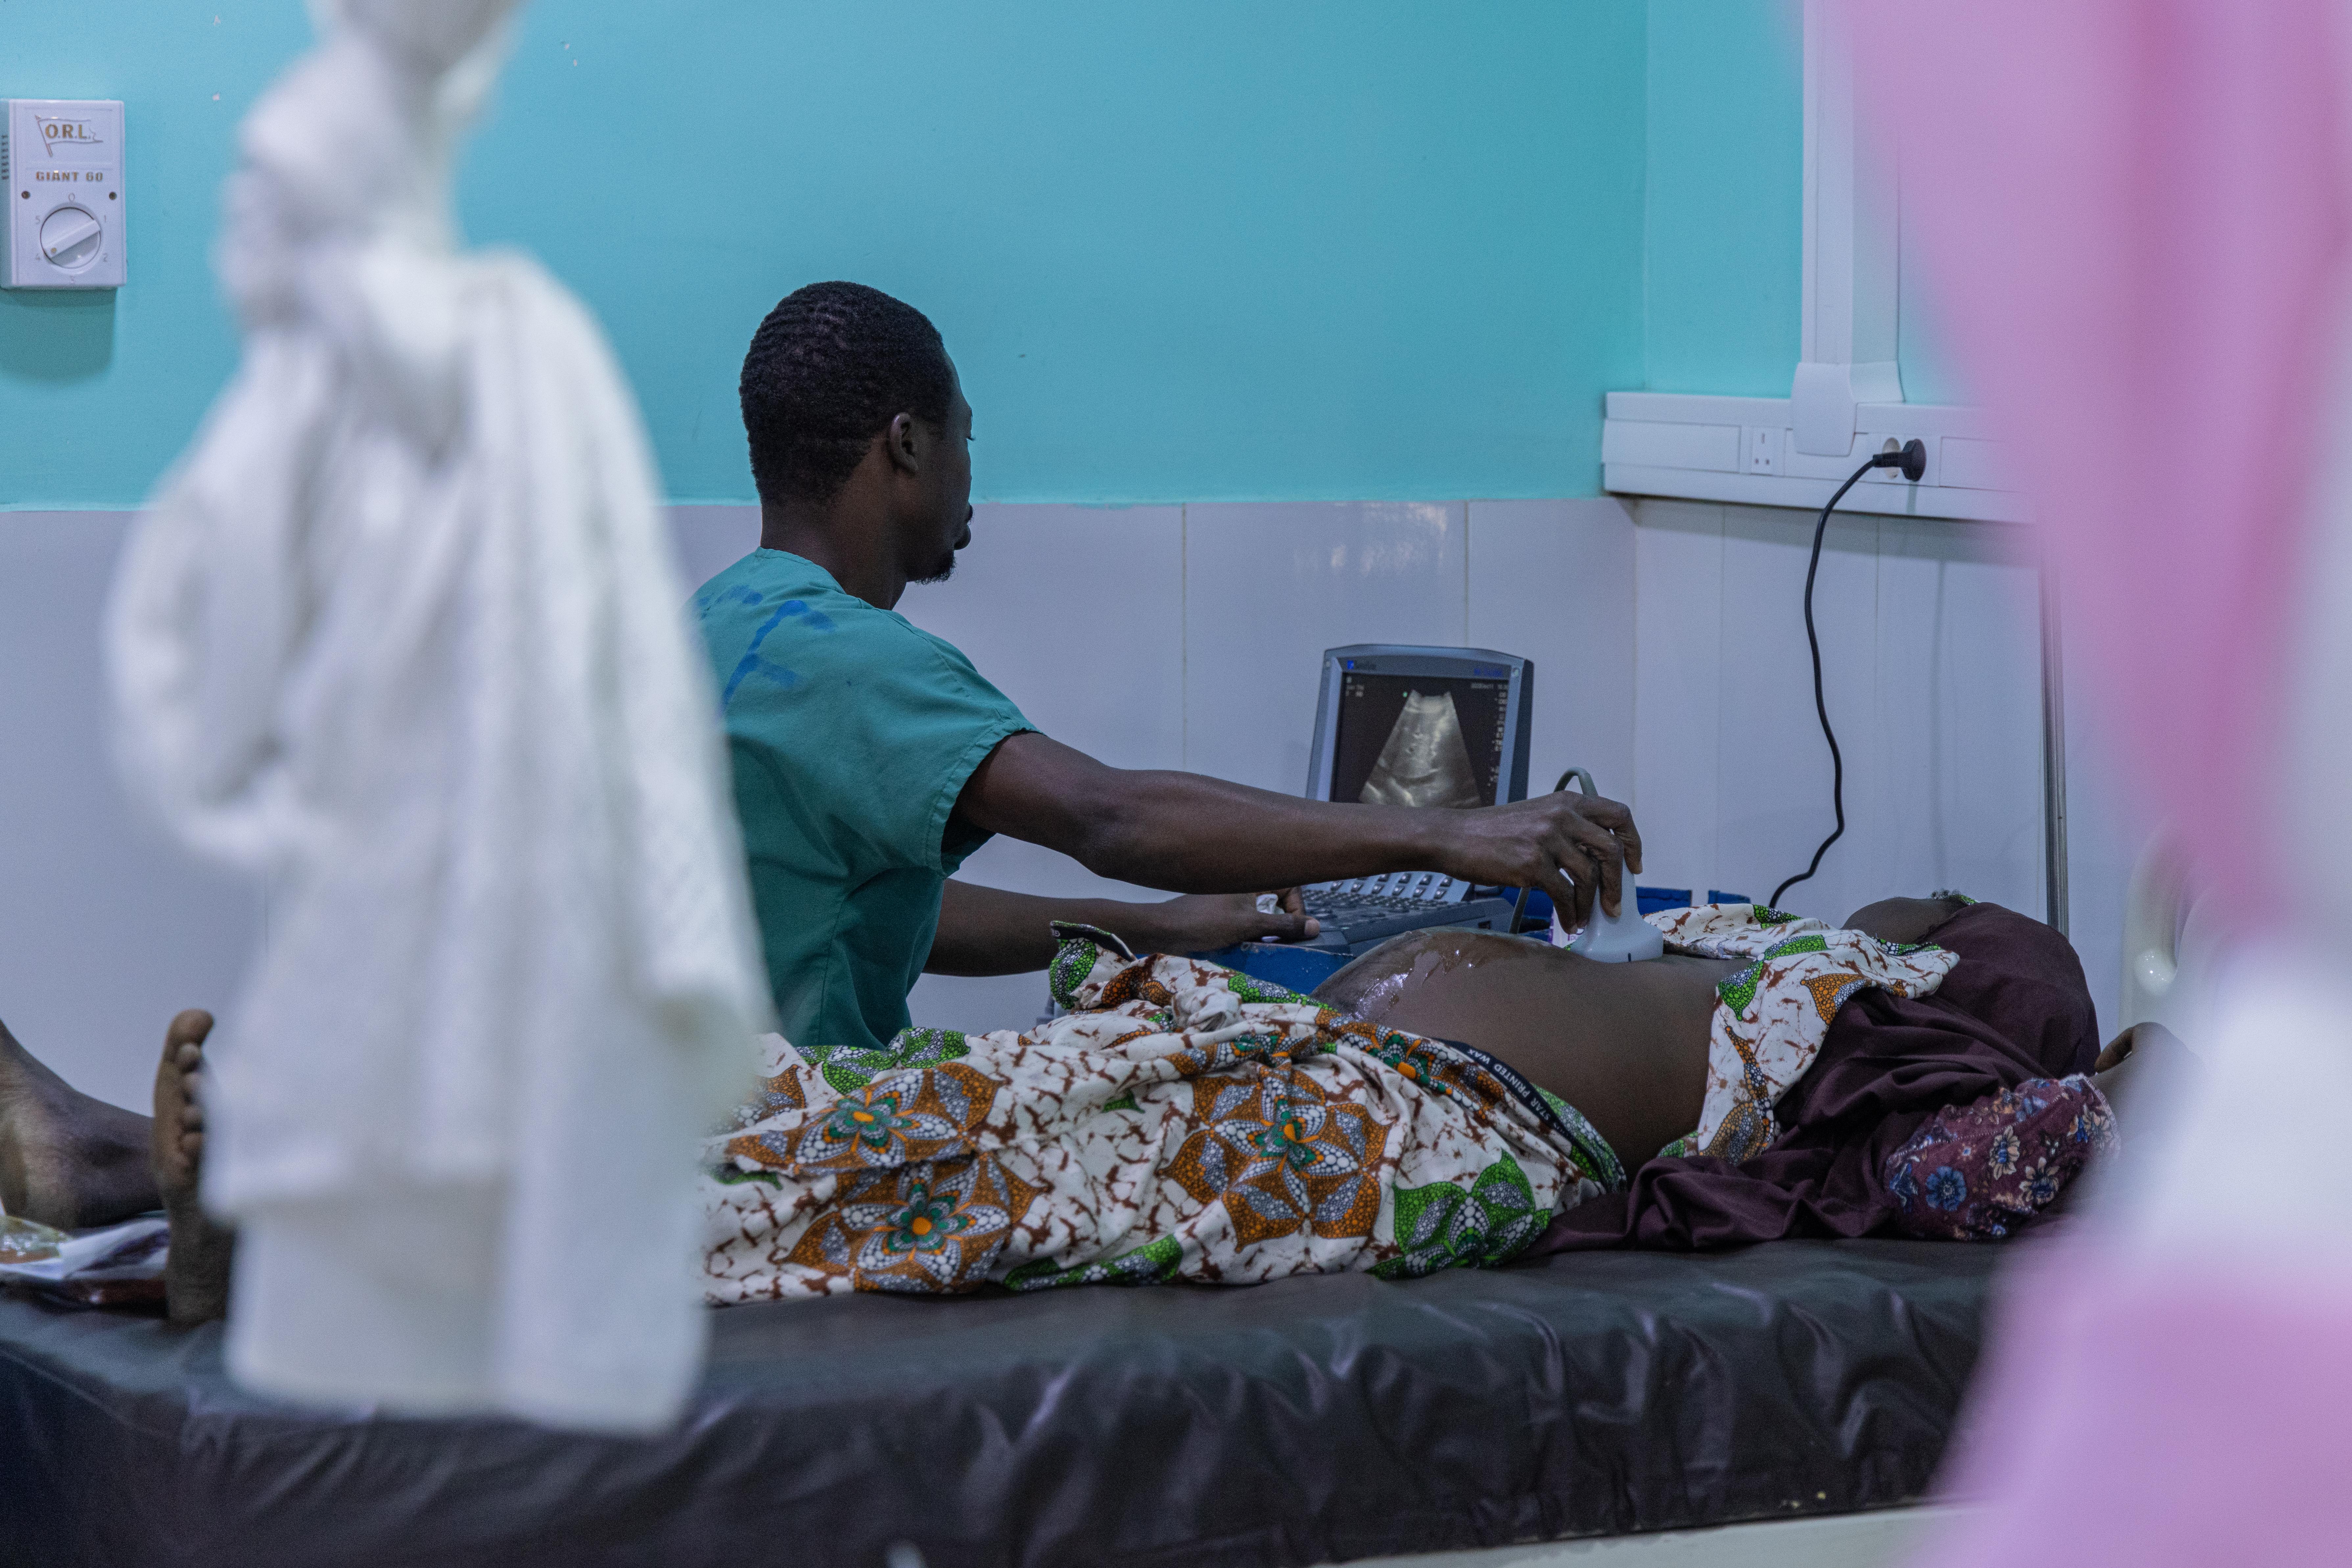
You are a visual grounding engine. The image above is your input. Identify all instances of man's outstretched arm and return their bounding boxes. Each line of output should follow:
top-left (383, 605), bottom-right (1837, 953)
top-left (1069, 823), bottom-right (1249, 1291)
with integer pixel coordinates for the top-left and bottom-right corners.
top-left (924, 881), bottom-right (1318, 976)
top-left (951, 731), bottom-right (1641, 928)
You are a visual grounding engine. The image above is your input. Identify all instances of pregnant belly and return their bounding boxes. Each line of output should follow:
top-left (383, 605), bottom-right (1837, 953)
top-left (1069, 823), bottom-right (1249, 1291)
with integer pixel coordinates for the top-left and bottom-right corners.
top-left (1315, 933), bottom-right (1735, 1171)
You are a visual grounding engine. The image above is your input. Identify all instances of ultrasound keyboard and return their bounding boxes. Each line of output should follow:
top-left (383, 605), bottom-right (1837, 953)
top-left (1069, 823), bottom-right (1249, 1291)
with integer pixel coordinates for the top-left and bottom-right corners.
top-left (1299, 872), bottom-right (1521, 953)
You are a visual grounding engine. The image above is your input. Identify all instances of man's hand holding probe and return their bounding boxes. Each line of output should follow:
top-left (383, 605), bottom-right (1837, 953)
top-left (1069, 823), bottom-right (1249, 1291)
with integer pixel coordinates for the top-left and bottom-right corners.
top-left (1423, 787), bottom-right (1642, 928)
top-left (938, 734), bottom-right (1642, 975)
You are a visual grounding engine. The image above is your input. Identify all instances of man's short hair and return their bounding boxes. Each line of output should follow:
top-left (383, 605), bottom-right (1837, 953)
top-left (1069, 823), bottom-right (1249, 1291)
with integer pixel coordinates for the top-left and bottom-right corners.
top-left (740, 282), bottom-right (955, 505)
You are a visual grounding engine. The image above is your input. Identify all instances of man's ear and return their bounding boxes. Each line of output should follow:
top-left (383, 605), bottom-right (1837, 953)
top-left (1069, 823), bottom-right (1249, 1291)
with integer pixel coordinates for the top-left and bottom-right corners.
top-left (885, 412), bottom-right (924, 475)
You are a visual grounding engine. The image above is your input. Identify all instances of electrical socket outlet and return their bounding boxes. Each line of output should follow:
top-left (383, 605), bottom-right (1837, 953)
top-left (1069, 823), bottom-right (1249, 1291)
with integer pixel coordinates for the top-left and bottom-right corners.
top-left (1862, 434), bottom-right (1924, 482)
top-left (1744, 427), bottom-right (1780, 475)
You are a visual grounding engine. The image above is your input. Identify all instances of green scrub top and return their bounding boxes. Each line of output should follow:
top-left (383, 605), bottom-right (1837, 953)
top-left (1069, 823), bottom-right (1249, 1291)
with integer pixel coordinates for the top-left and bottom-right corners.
top-left (694, 550), bottom-right (1032, 1058)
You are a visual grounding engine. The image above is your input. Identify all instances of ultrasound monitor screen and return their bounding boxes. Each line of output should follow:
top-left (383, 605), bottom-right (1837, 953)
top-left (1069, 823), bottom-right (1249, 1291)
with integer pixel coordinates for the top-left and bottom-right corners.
top-left (1328, 672), bottom-right (1511, 809)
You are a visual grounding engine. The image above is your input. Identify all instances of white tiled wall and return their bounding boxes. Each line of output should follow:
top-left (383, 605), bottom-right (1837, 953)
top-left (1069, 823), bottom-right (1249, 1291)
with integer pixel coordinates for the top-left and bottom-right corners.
top-left (1636, 498), bottom-right (2043, 918)
top-left (0, 505), bottom-right (786, 1113)
top-left (2054, 622), bottom-right (2147, 1038)
top-left (1181, 503), bottom-right (1472, 795)
top-left (1629, 497), bottom-right (2131, 1029)
top-left (902, 504), bottom-right (1192, 1031)
top-left (665, 504), bottom-right (762, 594)
top-left (1468, 499), bottom-right (1638, 807)
top-left (0, 513), bottom-right (265, 1113)
top-left (0, 495), bottom-right (2125, 1111)
top-left (1629, 503), bottom-right (1726, 893)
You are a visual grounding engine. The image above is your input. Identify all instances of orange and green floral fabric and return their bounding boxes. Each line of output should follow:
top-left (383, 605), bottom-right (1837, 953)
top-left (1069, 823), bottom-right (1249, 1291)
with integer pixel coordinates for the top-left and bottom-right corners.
top-left (1643, 904), bottom-right (1961, 1163)
top-left (700, 928), bottom-right (1619, 1300)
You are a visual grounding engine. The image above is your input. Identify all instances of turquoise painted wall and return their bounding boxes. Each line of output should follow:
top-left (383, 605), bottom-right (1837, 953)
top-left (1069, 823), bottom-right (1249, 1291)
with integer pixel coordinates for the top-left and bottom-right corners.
top-left (1897, 190), bottom-right (1971, 405)
top-left (0, 5), bottom-right (310, 511)
top-left (1, 1), bottom-right (1966, 512)
top-left (1641, 0), bottom-right (1968, 405)
top-left (2, 0), bottom-right (1647, 509)
top-left (1642, 0), bottom-right (1802, 397)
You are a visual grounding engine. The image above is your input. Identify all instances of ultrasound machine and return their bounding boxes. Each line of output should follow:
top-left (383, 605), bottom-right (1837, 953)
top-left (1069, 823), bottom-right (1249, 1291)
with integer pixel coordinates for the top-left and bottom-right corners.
top-left (1293, 644), bottom-right (1534, 956)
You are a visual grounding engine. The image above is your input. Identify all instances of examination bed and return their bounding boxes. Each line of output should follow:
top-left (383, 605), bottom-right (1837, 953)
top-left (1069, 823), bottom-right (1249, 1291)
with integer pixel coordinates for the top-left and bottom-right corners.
top-left (0, 1237), bottom-right (1996, 1567)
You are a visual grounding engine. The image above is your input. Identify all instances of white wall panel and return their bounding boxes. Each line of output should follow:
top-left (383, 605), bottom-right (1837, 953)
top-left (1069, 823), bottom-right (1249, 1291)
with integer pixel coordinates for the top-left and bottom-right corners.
top-left (0, 507), bottom-right (767, 1111)
top-left (1466, 498), bottom-right (1637, 808)
top-left (666, 504), bottom-right (760, 593)
top-left (1869, 518), bottom-right (2045, 914)
top-left (1182, 502), bottom-right (1469, 794)
top-left (1625, 498), bottom-right (2125, 1029)
top-left (1713, 503), bottom-right (1883, 916)
top-left (2057, 613), bottom-right (2144, 1037)
top-left (1630, 502), bottom-right (1727, 899)
top-left (901, 505), bottom-right (1186, 774)
top-left (0, 513), bottom-right (263, 1113)
top-left (897, 505), bottom-right (1186, 1033)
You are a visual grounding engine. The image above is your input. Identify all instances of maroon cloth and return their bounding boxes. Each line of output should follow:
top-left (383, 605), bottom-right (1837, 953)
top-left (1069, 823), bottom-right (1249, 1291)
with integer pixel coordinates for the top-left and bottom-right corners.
top-left (1536, 902), bottom-right (2102, 1252)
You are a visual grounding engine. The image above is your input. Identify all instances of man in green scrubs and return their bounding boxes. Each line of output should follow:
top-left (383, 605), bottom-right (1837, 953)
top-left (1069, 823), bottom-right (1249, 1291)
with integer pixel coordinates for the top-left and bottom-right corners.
top-left (696, 282), bottom-right (1642, 1058)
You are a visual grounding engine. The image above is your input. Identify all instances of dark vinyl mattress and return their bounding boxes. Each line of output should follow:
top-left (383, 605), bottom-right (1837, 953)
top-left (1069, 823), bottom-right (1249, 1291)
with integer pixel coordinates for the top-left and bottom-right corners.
top-left (0, 1239), bottom-right (1996, 1568)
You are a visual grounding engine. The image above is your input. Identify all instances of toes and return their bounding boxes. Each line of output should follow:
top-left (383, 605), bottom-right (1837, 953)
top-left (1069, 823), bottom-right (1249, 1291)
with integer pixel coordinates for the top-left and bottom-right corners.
top-left (152, 1009), bottom-right (215, 1194)
top-left (162, 1010), bottom-right (214, 1067)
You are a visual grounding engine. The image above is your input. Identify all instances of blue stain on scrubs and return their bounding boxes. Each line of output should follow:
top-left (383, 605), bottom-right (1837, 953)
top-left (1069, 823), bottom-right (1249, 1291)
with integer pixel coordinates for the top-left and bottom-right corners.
top-left (694, 550), bottom-right (1032, 1058)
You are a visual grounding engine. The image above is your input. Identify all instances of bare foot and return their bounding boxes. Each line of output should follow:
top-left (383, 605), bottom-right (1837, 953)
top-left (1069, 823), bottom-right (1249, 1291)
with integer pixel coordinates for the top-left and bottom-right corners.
top-left (0, 1015), bottom-right (161, 1229)
top-left (151, 1010), bottom-right (234, 1326)
top-left (2090, 1020), bottom-right (2198, 1130)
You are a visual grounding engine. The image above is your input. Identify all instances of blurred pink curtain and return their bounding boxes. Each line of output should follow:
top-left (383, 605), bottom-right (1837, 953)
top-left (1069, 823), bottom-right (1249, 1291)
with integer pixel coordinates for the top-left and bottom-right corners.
top-left (1850, 2), bottom-right (2352, 1562)
top-left (1860, 0), bottom-right (2347, 921)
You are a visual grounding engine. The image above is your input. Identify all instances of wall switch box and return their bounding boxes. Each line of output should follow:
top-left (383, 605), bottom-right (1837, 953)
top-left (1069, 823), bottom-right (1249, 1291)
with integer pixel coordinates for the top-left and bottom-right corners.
top-left (5, 100), bottom-right (125, 290)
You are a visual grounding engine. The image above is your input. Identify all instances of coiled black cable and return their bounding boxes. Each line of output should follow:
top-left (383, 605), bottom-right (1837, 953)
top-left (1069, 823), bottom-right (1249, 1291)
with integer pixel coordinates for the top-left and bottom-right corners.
top-left (1770, 439), bottom-right (1925, 909)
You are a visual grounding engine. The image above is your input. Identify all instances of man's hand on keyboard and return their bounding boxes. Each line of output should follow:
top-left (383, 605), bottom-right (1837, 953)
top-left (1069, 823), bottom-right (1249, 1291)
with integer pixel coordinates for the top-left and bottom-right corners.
top-left (1434, 791), bottom-right (1641, 928)
top-left (1128, 889), bottom-right (1320, 952)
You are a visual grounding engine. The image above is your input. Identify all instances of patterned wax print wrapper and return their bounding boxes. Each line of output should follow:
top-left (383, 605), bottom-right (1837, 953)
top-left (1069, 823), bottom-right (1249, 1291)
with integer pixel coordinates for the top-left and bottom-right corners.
top-left (1653, 905), bottom-right (1961, 1164)
top-left (0, 1215), bottom-right (169, 1309)
top-left (701, 928), bottom-right (1622, 1300)
top-left (1884, 1074), bottom-right (2120, 1239)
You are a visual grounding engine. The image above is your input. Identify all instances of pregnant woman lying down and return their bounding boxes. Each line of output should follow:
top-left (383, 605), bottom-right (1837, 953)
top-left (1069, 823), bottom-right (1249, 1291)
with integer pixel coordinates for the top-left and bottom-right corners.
top-left (1, 893), bottom-right (2167, 1319)
top-left (700, 891), bottom-right (2162, 1298)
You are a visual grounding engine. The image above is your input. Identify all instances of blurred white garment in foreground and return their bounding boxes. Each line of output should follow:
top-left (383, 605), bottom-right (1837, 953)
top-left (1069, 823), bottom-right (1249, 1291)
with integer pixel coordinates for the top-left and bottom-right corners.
top-left (106, 0), bottom-right (767, 1431)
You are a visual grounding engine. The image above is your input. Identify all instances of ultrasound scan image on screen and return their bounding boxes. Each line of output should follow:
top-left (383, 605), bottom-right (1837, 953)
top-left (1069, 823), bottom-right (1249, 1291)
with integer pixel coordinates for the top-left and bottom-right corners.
top-left (1330, 673), bottom-right (1510, 809)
